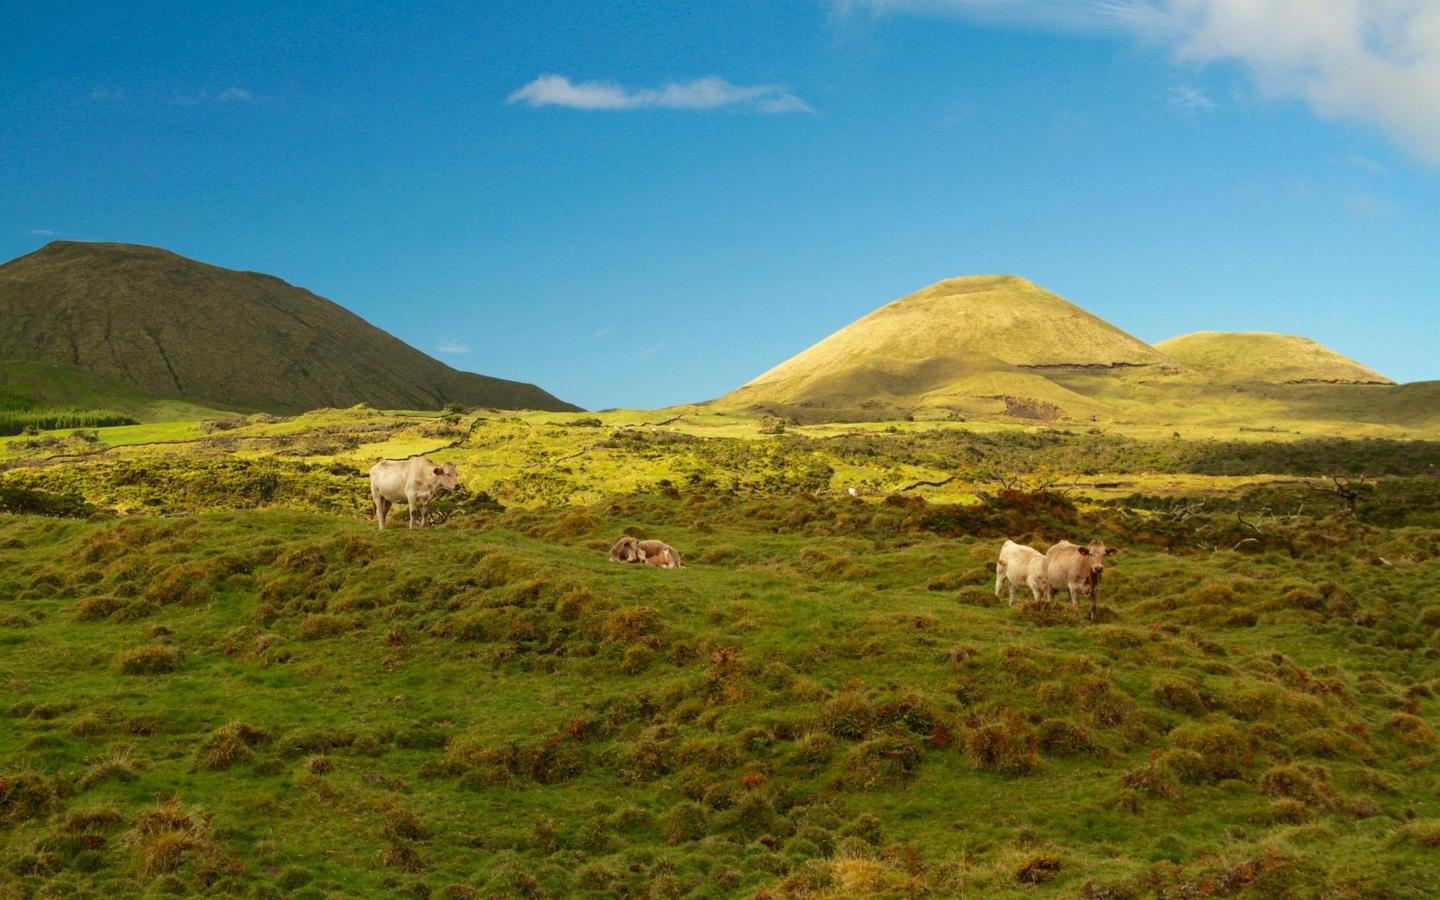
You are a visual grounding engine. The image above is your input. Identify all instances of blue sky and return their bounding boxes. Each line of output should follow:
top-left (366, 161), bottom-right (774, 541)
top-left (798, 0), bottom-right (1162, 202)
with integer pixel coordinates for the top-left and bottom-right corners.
top-left (4, 1), bottom-right (1438, 409)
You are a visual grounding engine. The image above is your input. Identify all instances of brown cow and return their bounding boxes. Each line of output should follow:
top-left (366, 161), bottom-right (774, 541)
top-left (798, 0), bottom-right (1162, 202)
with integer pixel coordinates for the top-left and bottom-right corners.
top-left (1043, 540), bottom-right (1118, 618)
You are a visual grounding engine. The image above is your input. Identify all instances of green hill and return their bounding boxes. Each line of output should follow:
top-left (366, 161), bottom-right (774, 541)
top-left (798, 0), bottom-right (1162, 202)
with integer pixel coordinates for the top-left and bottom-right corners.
top-left (0, 242), bottom-right (579, 414)
top-left (719, 275), bottom-right (1178, 421)
top-left (1157, 332), bottom-right (1394, 385)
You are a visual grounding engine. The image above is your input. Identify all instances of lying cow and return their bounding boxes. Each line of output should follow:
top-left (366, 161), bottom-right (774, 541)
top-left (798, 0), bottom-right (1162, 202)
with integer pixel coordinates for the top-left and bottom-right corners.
top-left (995, 539), bottom-right (1050, 607)
top-left (609, 536), bottom-right (683, 569)
top-left (369, 456), bottom-right (459, 530)
top-left (1043, 540), bottom-right (1118, 618)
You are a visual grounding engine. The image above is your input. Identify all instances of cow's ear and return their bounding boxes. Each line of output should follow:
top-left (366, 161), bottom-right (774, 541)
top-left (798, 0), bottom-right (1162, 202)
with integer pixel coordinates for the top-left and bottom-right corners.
top-left (1106, 547), bottom-right (1119, 556)
top-left (1076, 546), bottom-right (1090, 556)
top-left (433, 467), bottom-right (443, 476)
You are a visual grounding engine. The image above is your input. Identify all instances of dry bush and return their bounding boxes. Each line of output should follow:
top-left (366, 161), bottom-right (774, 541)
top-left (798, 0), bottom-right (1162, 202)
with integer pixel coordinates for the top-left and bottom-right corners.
top-left (126, 800), bottom-right (223, 878)
top-left (1384, 713), bottom-right (1436, 747)
top-left (1259, 763), bottom-right (1337, 807)
top-left (144, 561), bottom-right (216, 606)
top-left (1150, 675), bottom-right (1213, 717)
top-left (0, 770), bottom-right (56, 825)
top-left (1016, 851), bottom-right (1063, 885)
top-left (113, 643), bottom-right (182, 675)
top-left (1036, 718), bottom-right (1098, 757)
top-left (965, 710), bottom-right (1039, 776)
top-left (296, 613), bottom-right (352, 641)
top-left (81, 746), bottom-right (142, 787)
top-left (833, 736), bottom-right (924, 790)
top-left (74, 594), bottom-right (126, 622)
top-left (1018, 601), bottom-right (1083, 627)
top-left (603, 606), bottom-right (664, 647)
top-left (196, 721), bottom-right (270, 771)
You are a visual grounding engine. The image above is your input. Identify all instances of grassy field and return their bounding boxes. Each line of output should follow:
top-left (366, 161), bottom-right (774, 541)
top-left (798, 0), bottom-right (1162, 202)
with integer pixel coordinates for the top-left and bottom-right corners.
top-left (3, 408), bottom-right (1440, 897)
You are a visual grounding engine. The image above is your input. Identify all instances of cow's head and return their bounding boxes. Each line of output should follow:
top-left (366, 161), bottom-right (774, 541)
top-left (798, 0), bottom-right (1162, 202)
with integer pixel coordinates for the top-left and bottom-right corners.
top-left (432, 462), bottom-right (460, 491)
top-left (609, 535), bottom-right (643, 563)
top-left (1075, 542), bottom-right (1118, 581)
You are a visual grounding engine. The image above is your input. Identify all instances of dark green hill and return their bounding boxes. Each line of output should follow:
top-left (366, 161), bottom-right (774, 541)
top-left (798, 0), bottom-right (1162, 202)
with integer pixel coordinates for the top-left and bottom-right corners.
top-left (0, 242), bottom-right (578, 414)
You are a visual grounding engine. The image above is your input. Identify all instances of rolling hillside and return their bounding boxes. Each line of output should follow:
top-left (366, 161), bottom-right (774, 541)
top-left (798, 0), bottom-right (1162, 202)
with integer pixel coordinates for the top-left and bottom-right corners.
top-left (719, 275), bottom-right (1179, 421)
top-left (714, 275), bottom-right (1437, 433)
top-left (1156, 332), bottom-right (1395, 385)
top-left (0, 242), bottom-right (578, 414)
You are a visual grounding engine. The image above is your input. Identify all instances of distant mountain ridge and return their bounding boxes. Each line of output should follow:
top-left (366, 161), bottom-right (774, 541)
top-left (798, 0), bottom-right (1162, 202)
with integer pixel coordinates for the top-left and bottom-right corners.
top-left (0, 242), bottom-right (579, 414)
top-left (717, 274), bottom-right (1421, 428)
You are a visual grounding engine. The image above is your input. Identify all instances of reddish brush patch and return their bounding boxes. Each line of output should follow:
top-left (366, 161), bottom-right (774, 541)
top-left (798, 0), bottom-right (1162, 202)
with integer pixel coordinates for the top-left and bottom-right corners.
top-left (742, 771), bottom-right (765, 790)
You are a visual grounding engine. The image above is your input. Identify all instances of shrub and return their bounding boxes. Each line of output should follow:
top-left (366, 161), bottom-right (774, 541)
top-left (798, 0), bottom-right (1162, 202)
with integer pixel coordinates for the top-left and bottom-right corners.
top-left (127, 800), bottom-right (223, 877)
top-left (1259, 763), bottom-right (1335, 807)
top-left (603, 606), bottom-right (664, 647)
top-left (114, 643), bottom-right (182, 675)
top-left (965, 711), bottom-right (1039, 776)
top-left (297, 614), bottom-right (351, 641)
top-left (0, 770), bottom-right (56, 825)
top-left (74, 594), bottom-right (126, 622)
top-left (1384, 713), bottom-right (1436, 747)
top-left (662, 801), bottom-right (709, 844)
top-left (1016, 852), bottom-right (1062, 884)
top-left (1151, 676), bottom-right (1211, 716)
top-left (1036, 718), bottom-right (1097, 757)
top-left (144, 561), bottom-right (216, 607)
top-left (197, 721), bottom-right (270, 771)
top-left (833, 736), bottom-right (924, 790)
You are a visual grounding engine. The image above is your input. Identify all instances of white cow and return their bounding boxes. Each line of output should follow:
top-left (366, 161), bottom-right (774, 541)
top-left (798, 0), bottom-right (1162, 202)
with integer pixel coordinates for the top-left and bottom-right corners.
top-left (995, 539), bottom-right (1050, 607)
top-left (369, 456), bottom-right (460, 530)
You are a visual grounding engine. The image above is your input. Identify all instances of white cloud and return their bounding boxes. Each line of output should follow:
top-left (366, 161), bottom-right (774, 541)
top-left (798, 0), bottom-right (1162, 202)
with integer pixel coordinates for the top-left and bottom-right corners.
top-left (507, 75), bottom-right (813, 114)
top-left (639, 340), bottom-right (666, 358)
top-left (1345, 190), bottom-right (1394, 218)
top-left (1168, 84), bottom-right (1215, 111)
top-left (173, 87), bottom-right (257, 106)
top-left (836, 0), bottom-right (1440, 165)
top-left (435, 339), bottom-right (469, 355)
top-left (29, 229), bottom-right (56, 236)
top-left (89, 86), bottom-right (124, 101)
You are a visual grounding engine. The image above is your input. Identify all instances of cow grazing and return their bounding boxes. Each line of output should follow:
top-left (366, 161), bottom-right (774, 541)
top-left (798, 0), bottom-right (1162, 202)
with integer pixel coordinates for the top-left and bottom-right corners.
top-left (995, 539), bottom-right (1050, 607)
top-left (369, 456), bottom-right (460, 530)
top-left (608, 536), bottom-right (683, 569)
top-left (1043, 540), bottom-right (1118, 618)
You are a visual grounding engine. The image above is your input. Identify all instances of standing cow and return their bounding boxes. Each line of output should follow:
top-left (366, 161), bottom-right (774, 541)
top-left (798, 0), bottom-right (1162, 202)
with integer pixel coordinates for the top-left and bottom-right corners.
top-left (1043, 540), bottom-right (1118, 619)
top-left (369, 456), bottom-right (460, 530)
top-left (995, 539), bottom-right (1050, 607)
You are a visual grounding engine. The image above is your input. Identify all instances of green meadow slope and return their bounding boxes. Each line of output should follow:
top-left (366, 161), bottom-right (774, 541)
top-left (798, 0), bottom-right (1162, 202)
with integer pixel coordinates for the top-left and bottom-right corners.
top-left (2, 409), bottom-right (1440, 896)
top-left (0, 242), bottom-right (578, 415)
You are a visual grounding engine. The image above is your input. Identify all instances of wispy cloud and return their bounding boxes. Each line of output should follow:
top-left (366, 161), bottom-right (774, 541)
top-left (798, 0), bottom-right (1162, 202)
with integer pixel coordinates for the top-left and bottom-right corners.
top-left (1345, 190), bottom-right (1394, 218)
top-left (435, 339), bottom-right (469, 355)
top-left (835, 1), bottom-right (1440, 165)
top-left (89, 86), bottom-right (124, 102)
top-left (507, 75), bottom-right (814, 114)
top-left (1167, 84), bottom-right (1215, 111)
top-left (174, 86), bottom-right (258, 106)
top-left (29, 229), bottom-right (56, 236)
top-left (639, 340), bottom-right (666, 358)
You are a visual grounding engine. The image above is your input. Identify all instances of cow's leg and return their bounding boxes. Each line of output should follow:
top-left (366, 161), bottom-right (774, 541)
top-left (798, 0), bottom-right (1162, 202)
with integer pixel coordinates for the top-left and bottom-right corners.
top-left (372, 488), bottom-right (387, 531)
top-left (406, 490), bottom-right (417, 529)
top-left (1069, 583), bottom-right (1080, 610)
top-left (1008, 580), bottom-right (1018, 607)
top-left (994, 563), bottom-right (1005, 599)
top-left (1089, 582), bottom-right (1099, 620)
